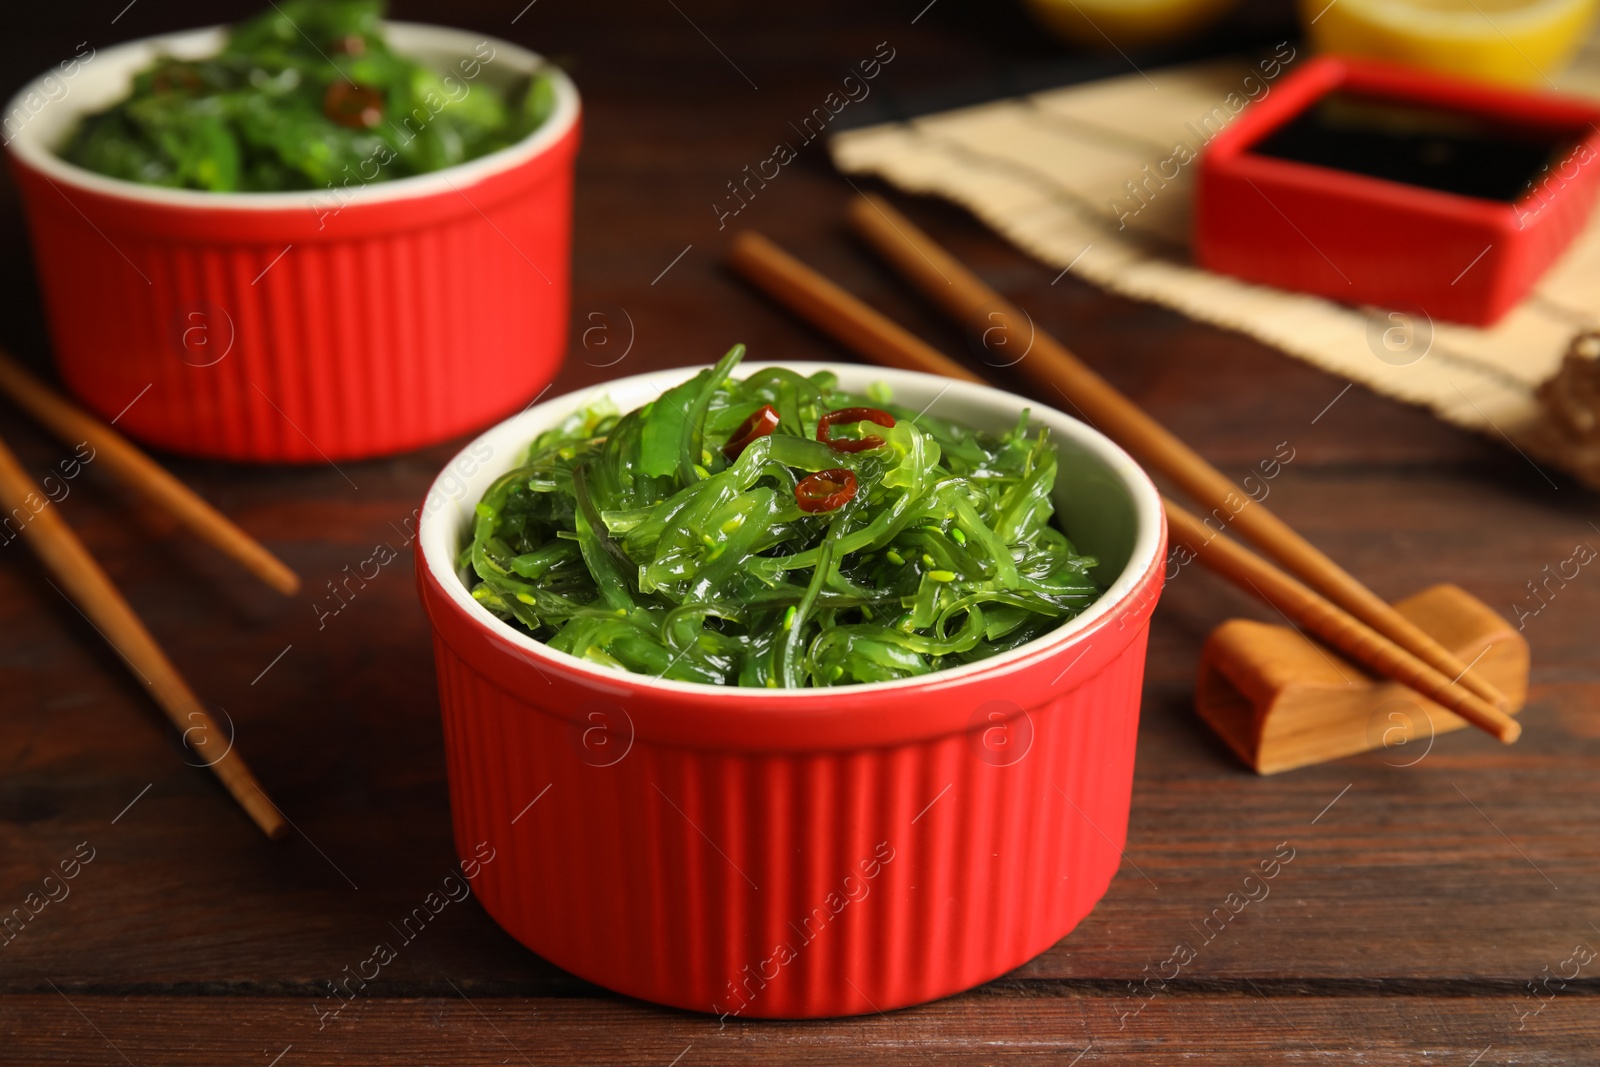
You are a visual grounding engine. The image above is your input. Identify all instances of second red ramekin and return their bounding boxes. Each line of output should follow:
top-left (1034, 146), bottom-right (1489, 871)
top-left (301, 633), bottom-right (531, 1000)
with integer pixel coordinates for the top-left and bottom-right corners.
top-left (6, 23), bottom-right (580, 461)
top-left (416, 363), bottom-right (1166, 1018)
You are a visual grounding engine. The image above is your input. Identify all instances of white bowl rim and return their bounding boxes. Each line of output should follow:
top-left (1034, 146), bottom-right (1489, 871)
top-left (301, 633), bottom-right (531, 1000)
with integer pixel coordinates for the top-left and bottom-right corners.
top-left (417, 362), bottom-right (1166, 700)
top-left (4, 21), bottom-right (580, 210)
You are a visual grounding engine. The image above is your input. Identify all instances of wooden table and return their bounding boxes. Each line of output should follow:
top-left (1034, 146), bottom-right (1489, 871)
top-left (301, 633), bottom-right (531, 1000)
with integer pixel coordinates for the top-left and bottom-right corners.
top-left (3, 2), bottom-right (1598, 1062)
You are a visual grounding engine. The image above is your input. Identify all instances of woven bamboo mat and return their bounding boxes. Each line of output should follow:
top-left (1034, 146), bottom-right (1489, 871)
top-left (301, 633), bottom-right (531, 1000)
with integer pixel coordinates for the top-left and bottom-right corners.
top-left (830, 35), bottom-right (1600, 439)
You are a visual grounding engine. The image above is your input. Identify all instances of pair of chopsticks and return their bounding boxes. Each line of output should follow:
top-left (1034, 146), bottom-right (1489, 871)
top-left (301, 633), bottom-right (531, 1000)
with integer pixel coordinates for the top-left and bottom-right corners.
top-left (0, 350), bottom-right (298, 836)
top-left (726, 195), bottom-right (1521, 745)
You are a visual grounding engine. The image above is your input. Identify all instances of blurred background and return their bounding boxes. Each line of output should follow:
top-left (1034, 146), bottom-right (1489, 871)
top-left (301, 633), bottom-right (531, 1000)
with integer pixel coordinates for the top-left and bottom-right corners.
top-left (0, 0), bottom-right (1310, 357)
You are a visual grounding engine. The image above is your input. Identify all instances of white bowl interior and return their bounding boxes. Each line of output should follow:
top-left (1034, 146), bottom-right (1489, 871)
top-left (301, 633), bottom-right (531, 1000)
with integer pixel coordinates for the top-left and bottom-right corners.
top-left (4, 22), bottom-right (579, 209)
top-left (418, 362), bottom-right (1164, 699)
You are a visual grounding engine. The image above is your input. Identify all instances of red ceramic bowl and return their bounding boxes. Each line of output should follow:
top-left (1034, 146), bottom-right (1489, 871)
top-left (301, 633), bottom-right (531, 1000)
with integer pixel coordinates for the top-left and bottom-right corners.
top-left (1196, 56), bottom-right (1600, 325)
top-left (415, 363), bottom-right (1166, 1018)
top-left (5, 24), bottom-right (579, 462)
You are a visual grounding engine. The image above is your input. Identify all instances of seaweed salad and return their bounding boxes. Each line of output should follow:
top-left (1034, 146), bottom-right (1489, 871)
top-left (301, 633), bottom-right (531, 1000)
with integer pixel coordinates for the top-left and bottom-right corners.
top-left (59, 0), bottom-right (554, 192)
top-left (464, 347), bottom-right (1105, 688)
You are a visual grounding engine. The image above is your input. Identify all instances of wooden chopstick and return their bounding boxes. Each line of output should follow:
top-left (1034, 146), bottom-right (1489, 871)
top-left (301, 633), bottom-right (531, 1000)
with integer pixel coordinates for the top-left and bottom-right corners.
top-left (0, 350), bottom-right (300, 596)
top-left (843, 193), bottom-right (1512, 713)
top-left (727, 233), bottom-right (984, 385)
top-left (1164, 499), bottom-right (1519, 743)
top-left (725, 228), bottom-right (1519, 744)
top-left (0, 430), bottom-right (289, 837)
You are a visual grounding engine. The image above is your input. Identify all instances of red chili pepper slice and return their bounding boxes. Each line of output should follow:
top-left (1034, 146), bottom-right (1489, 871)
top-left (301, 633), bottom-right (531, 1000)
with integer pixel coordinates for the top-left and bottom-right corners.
top-left (795, 468), bottom-right (858, 514)
top-left (323, 82), bottom-right (384, 129)
top-left (151, 64), bottom-right (203, 94)
top-left (722, 404), bottom-right (780, 460)
top-left (817, 406), bottom-right (895, 453)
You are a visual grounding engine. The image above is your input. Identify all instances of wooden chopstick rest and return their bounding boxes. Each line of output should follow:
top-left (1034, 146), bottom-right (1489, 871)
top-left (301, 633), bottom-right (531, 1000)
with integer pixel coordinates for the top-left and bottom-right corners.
top-left (0, 350), bottom-right (299, 596)
top-left (0, 431), bottom-right (288, 839)
top-left (843, 192), bottom-right (1511, 713)
top-left (724, 228), bottom-right (1518, 745)
top-left (1198, 584), bottom-right (1527, 774)
top-left (1165, 500), bottom-right (1520, 744)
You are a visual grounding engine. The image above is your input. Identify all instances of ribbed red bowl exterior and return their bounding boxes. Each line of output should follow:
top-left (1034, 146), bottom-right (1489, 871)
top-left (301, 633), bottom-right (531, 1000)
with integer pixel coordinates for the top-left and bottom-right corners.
top-left (418, 533), bottom-right (1163, 1018)
top-left (6, 31), bottom-right (579, 462)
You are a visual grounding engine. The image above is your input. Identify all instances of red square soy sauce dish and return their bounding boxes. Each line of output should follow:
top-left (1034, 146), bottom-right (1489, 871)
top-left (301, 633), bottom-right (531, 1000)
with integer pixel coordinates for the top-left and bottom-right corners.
top-left (1196, 55), bottom-right (1600, 326)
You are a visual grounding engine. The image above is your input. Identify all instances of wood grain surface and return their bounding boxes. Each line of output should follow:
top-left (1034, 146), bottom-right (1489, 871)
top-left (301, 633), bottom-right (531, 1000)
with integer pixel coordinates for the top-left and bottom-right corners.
top-left (2, 1), bottom-right (1598, 1063)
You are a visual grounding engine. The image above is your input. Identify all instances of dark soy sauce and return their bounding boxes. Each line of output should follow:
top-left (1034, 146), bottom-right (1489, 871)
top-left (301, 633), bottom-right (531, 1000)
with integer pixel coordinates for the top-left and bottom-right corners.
top-left (1248, 91), bottom-right (1573, 203)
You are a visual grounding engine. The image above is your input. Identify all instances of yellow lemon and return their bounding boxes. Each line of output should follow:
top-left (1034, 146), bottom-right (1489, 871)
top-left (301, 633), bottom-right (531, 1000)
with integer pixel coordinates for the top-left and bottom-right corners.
top-left (1300, 0), bottom-right (1598, 87)
top-left (1023, 0), bottom-right (1241, 50)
